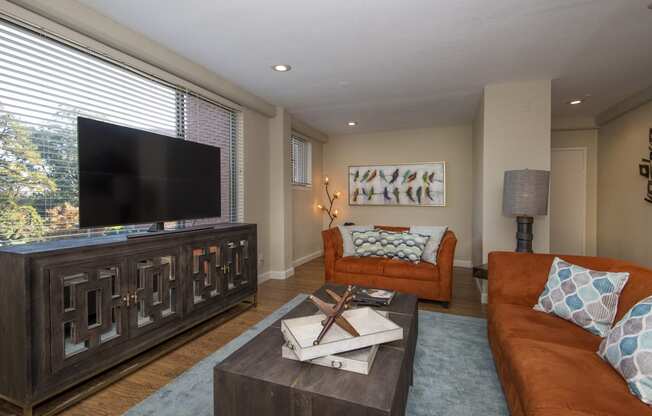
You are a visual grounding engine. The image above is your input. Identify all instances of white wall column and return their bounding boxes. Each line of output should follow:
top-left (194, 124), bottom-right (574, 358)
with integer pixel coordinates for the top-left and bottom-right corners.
top-left (477, 80), bottom-right (552, 263)
top-left (267, 107), bottom-right (294, 279)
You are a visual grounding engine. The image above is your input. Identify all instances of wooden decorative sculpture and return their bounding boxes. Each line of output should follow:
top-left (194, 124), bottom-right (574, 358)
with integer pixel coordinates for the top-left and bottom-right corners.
top-left (309, 286), bottom-right (360, 345)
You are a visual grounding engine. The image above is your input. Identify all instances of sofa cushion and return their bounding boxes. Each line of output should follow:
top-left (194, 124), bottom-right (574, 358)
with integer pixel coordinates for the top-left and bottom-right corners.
top-left (351, 230), bottom-right (385, 257)
top-left (598, 295), bottom-right (652, 406)
top-left (410, 225), bottom-right (448, 264)
top-left (503, 337), bottom-right (650, 416)
top-left (533, 257), bottom-right (630, 337)
top-left (335, 257), bottom-right (385, 275)
top-left (490, 303), bottom-right (601, 352)
top-left (338, 225), bottom-right (373, 257)
top-left (377, 230), bottom-right (427, 263)
top-left (383, 259), bottom-right (438, 281)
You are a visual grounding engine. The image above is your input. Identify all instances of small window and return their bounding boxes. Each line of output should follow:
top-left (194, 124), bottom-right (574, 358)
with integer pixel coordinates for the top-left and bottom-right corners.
top-left (291, 136), bottom-right (312, 186)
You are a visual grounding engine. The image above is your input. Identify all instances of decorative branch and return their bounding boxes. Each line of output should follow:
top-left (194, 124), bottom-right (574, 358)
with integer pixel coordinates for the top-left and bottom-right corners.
top-left (317, 176), bottom-right (340, 228)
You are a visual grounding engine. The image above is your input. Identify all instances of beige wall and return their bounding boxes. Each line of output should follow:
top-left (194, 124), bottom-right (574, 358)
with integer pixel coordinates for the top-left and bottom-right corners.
top-left (242, 109), bottom-right (271, 275)
top-left (292, 137), bottom-right (324, 264)
top-left (598, 100), bottom-right (652, 267)
top-left (551, 128), bottom-right (598, 256)
top-left (471, 100), bottom-right (484, 266)
top-left (323, 126), bottom-right (473, 264)
top-left (480, 80), bottom-right (552, 262)
top-left (268, 107), bottom-right (294, 276)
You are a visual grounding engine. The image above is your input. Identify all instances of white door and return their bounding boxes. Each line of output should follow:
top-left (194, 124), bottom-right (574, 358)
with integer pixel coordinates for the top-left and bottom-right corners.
top-left (550, 148), bottom-right (587, 255)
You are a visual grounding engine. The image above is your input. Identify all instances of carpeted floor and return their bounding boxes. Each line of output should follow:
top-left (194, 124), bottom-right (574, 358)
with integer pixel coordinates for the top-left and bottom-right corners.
top-left (124, 295), bottom-right (508, 416)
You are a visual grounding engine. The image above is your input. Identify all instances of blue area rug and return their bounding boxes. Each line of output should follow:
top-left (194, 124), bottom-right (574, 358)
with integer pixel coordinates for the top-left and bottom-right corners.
top-left (124, 295), bottom-right (508, 416)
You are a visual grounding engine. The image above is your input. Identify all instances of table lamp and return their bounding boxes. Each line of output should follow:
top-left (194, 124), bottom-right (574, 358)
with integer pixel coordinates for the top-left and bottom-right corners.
top-left (502, 169), bottom-right (550, 253)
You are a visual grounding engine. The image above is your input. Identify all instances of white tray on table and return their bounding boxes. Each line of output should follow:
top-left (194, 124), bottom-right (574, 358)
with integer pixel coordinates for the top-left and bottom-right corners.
top-left (282, 344), bottom-right (379, 375)
top-left (280, 307), bottom-right (403, 362)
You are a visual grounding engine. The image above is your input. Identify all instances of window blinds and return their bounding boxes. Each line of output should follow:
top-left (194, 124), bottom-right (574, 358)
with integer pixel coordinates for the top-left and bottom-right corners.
top-left (0, 20), bottom-right (242, 245)
top-left (291, 135), bottom-right (312, 186)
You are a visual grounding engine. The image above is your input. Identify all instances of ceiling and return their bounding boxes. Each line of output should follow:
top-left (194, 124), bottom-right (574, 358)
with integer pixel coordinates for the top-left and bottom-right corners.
top-left (79, 0), bottom-right (652, 135)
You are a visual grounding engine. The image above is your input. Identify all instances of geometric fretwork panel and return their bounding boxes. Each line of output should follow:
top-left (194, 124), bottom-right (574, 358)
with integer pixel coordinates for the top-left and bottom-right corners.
top-left (50, 264), bottom-right (124, 369)
top-left (135, 256), bottom-right (177, 328)
top-left (191, 245), bottom-right (222, 304)
top-left (226, 239), bottom-right (250, 293)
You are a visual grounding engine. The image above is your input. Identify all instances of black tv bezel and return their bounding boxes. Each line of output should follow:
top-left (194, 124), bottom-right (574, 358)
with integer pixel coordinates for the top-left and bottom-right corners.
top-left (77, 117), bottom-right (221, 229)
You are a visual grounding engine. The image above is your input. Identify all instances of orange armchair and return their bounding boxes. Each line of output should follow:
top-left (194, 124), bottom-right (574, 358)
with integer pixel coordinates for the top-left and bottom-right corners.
top-left (322, 225), bottom-right (457, 304)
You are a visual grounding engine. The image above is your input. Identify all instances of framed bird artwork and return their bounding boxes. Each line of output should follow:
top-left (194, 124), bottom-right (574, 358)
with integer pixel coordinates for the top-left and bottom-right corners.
top-left (348, 162), bottom-right (446, 207)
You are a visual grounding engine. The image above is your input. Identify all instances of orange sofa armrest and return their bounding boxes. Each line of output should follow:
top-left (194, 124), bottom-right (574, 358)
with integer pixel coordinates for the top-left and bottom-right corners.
top-left (488, 251), bottom-right (556, 307)
top-left (436, 231), bottom-right (457, 301)
top-left (322, 228), bottom-right (343, 281)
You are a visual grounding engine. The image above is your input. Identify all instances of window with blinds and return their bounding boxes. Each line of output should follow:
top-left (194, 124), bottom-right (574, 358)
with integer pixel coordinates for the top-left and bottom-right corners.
top-left (0, 20), bottom-right (242, 246)
top-left (291, 135), bottom-right (312, 186)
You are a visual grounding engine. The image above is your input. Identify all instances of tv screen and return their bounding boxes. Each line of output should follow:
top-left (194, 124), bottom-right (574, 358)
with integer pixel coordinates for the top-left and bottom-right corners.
top-left (78, 117), bottom-right (221, 228)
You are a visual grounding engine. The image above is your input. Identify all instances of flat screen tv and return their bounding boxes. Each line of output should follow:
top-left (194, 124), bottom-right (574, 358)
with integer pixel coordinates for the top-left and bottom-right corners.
top-left (78, 117), bottom-right (221, 229)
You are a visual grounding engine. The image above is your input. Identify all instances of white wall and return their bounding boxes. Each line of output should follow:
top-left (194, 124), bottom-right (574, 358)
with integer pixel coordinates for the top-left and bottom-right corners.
top-left (323, 126), bottom-right (473, 265)
top-left (551, 127), bottom-right (598, 256)
top-left (597, 100), bottom-right (652, 267)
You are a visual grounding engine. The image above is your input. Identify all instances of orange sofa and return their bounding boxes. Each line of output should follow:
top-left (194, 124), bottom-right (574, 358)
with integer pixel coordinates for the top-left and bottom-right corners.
top-left (322, 225), bottom-right (457, 304)
top-left (489, 251), bottom-right (652, 416)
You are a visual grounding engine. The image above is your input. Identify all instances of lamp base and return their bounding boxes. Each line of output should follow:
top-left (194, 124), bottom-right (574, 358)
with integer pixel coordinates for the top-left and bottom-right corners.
top-left (515, 216), bottom-right (534, 253)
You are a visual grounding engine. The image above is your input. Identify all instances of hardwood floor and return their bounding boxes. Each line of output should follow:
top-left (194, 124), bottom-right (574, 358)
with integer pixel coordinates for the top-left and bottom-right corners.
top-left (56, 257), bottom-right (485, 416)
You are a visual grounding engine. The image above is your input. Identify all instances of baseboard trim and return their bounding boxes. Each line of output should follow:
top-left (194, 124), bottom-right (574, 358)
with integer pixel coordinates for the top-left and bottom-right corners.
top-left (454, 259), bottom-right (473, 268)
top-left (258, 267), bottom-right (295, 284)
top-left (293, 250), bottom-right (323, 268)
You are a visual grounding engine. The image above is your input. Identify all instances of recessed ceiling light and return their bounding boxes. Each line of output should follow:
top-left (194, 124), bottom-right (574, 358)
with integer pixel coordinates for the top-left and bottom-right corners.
top-left (347, 121), bottom-right (358, 126)
top-left (568, 99), bottom-right (583, 105)
top-left (271, 64), bottom-right (291, 72)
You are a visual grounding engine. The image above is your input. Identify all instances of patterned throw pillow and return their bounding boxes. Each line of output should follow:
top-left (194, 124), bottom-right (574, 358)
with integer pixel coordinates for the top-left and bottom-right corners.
top-left (533, 257), bottom-right (630, 337)
top-left (351, 230), bottom-right (427, 263)
top-left (598, 296), bottom-right (652, 405)
top-left (378, 230), bottom-right (427, 263)
top-left (351, 230), bottom-right (385, 257)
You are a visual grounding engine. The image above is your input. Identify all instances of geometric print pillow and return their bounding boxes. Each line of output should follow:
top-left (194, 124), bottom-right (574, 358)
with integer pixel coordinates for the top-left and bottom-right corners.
top-left (378, 230), bottom-right (427, 263)
top-left (351, 230), bottom-right (384, 257)
top-left (351, 230), bottom-right (427, 263)
top-left (533, 257), bottom-right (630, 337)
top-left (598, 296), bottom-right (652, 406)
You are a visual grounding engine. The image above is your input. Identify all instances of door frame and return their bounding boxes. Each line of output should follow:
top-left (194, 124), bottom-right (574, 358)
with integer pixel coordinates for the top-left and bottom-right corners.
top-left (551, 146), bottom-right (588, 256)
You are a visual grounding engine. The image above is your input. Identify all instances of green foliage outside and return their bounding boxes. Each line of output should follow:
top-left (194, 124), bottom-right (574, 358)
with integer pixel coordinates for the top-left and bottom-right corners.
top-left (0, 110), bottom-right (80, 244)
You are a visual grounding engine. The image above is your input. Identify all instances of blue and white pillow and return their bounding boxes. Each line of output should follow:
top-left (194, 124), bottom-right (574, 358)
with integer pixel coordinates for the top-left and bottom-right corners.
top-left (598, 296), bottom-right (652, 406)
top-left (533, 257), bottom-right (629, 337)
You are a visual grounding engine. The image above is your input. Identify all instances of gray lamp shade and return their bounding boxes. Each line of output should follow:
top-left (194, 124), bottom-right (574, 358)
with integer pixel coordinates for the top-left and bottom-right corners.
top-left (502, 169), bottom-right (550, 217)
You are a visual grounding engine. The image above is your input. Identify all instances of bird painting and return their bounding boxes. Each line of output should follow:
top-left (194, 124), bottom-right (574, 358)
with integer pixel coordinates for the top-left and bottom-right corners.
top-left (383, 187), bottom-right (391, 201)
top-left (402, 169), bottom-right (412, 184)
top-left (425, 186), bottom-right (434, 201)
top-left (406, 186), bottom-right (415, 202)
top-left (349, 164), bottom-right (445, 206)
top-left (389, 168), bottom-right (400, 184)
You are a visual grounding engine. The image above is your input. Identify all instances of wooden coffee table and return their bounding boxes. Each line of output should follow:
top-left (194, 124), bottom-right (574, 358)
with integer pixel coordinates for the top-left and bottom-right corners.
top-left (214, 283), bottom-right (418, 416)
